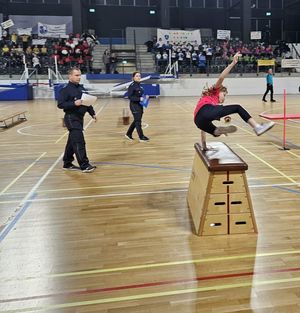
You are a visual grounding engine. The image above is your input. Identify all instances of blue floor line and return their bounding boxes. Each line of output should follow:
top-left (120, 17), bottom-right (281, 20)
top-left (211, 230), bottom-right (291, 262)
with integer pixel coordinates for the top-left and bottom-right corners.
top-left (0, 193), bottom-right (37, 243)
top-left (95, 161), bottom-right (191, 172)
top-left (272, 185), bottom-right (300, 195)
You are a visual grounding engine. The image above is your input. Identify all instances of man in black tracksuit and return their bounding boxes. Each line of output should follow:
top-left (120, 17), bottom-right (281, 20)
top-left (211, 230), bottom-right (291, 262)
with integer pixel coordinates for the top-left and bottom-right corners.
top-left (57, 67), bottom-right (97, 173)
top-left (125, 71), bottom-right (149, 142)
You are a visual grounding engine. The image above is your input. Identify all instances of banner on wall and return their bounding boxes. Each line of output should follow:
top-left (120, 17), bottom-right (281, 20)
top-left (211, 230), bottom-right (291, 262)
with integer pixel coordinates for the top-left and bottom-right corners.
top-left (157, 28), bottom-right (201, 45)
top-left (250, 31), bottom-right (261, 40)
top-left (1, 19), bottom-right (14, 29)
top-left (38, 22), bottom-right (66, 38)
top-left (17, 27), bottom-right (32, 35)
top-left (32, 39), bottom-right (47, 45)
top-left (281, 59), bottom-right (300, 68)
top-left (217, 29), bottom-right (231, 40)
top-left (257, 59), bottom-right (275, 66)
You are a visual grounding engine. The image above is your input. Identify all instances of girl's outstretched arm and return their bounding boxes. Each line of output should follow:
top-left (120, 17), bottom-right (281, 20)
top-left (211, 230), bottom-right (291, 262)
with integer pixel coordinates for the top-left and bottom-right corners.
top-left (215, 51), bottom-right (241, 89)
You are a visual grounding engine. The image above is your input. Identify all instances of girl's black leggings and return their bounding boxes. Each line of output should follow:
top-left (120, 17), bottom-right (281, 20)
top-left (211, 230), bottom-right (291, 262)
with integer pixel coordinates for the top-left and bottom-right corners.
top-left (195, 104), bottom-right (252, 135)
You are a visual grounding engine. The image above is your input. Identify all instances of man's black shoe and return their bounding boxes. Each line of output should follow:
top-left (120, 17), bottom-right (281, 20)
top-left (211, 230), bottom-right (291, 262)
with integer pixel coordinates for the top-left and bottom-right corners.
top-left (139, 136), bottom-right (150, 142)
top-left (82, 165), bottom-right (96, 173)
top-left (63, 164), bottom-right (81, 171)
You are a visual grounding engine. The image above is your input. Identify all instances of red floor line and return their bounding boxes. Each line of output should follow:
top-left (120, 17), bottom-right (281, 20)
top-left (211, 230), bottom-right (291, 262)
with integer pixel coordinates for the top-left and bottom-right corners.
top-left (2, 267), bottom-right (300, 303)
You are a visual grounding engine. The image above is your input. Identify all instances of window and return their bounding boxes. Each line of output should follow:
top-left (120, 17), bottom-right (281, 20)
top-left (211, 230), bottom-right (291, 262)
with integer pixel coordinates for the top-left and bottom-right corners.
top-left (106, 0), bottom-right (119, 5)
top-left (149, 0), bottom-right (157, 6)
top-left (169, 0), bottom-right (178, 7)
top-left (95, 0), bottom-right (105, 4)
top-left (120, 0), bottom-right (133, 5)
top-left (217, 0), bottom-right (224, 8)
top-left (205, 0), bottom-right (216, 8)
top-left (258, 0), bottom-right (269, 9)
top-left (271, 0), bottom-right (282, 8)
top-left (59, 0), bottom-right (72, 3)
top-left (230, 0), bottom-right (240, 6)
top-left (192, 0), bottom-right (204, 8)
top-left (135, 0), bottom-right (148, 5)
top-left (135, 0), bottom-right (148, 7)
top-left (183, 0), bottom-right (191, 8)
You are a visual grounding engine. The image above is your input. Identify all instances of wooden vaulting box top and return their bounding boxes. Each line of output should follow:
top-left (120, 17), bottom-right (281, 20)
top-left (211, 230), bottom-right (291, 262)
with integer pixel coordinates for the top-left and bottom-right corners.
top-left (194, 142), bottom-right (248, 172)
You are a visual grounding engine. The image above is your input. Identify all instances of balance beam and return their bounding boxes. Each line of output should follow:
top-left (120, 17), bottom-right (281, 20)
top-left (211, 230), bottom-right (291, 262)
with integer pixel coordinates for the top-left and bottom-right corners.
top-left (187, 142), bottom-right (257, 236)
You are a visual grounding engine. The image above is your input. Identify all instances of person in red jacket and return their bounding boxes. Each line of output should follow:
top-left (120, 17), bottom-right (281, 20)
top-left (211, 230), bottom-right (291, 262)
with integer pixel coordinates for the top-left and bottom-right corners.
top-left (194, 52), bottom-right (275, 151)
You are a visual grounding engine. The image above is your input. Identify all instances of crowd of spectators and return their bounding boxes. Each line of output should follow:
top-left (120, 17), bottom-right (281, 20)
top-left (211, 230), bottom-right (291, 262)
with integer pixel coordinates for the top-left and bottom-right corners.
top-left (150, 37), bottom-right (293, 74)
top-left (0, 31), bottom-right (96, 75)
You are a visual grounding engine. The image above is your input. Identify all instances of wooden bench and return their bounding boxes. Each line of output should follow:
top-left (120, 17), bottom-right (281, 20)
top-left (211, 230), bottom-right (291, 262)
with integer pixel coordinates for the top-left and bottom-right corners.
top-left (0, 111), bottom-right (27, 128)
top-left (187, 142), bottom-right (257, 236)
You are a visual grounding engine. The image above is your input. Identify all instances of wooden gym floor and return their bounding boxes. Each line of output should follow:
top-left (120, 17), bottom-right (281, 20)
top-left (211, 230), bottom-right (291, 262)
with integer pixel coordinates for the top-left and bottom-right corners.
top-left (0, 94), bottom-right (300, 313)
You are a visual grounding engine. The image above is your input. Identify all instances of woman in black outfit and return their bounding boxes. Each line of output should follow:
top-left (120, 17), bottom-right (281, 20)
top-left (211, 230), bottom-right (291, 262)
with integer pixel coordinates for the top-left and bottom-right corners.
top-left (125, 71), bottom-right (149, 142)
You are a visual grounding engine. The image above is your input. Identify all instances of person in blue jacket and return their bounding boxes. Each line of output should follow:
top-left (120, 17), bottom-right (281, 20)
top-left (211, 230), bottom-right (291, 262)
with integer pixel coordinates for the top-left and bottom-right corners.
top-left (262, 68), bottom-right (276, 102)
top-left (125, 71), bottom-right (149, 142)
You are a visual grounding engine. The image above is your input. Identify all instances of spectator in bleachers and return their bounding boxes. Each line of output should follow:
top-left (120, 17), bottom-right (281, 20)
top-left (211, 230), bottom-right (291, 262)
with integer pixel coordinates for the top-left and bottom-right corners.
top-left (2, 44), bottom-right (10, 57)
top-left (41, 45), bottom-right (47, 56)
top-left (110, 52), bottom-right (118, 74)
top-left (11, 32), bottom-right (18, 45)
top-left (33, 45), bottom-right (40, 55)
top-left (102, 49), bottom-right (110, 74)
top-left (32, 54), bottom-right (41, 73)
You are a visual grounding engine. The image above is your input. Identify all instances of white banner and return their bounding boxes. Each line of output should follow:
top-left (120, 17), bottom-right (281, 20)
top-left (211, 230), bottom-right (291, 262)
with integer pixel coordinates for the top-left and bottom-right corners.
top-left (38, 22), bottom-right (66, 38)
top-left (217, 29), bottom-right (231, 40)
top-left (157, 28), bottom-right (201, 45)
top-left (17, 27), bottom-right (32, 35)
top-left (250, 31), bottom-right (261, 40)
top-left (32, 38), bottom-right (47, 45)
top-left (281, 59), bottom-right (300, 68)
top-left (1, 19), bottom-right (14, 29)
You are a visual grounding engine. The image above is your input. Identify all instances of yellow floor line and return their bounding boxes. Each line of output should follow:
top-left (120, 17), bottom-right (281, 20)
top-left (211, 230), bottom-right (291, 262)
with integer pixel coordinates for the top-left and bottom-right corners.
top-left (50, 249), bottom-right (300, 278)
top-left (237, 144), bottom-right (297, 184)
top-left (5, 276), bottom-right (300, 312)
top-left (271, 143), bottom-right (300, 160)
top-left (0, 152), bottom-right (47, 195)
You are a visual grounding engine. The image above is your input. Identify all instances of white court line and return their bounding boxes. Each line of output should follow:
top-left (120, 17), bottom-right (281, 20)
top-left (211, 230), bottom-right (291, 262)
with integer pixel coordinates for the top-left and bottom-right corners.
top-left (175, 103), bottom-right (190, 113)
top-left (0, 182), bottom-right (299, 205)
top-left (0, 152), bottom-right (47, 196)
top-left (17, 123), bottom-right (61, 137)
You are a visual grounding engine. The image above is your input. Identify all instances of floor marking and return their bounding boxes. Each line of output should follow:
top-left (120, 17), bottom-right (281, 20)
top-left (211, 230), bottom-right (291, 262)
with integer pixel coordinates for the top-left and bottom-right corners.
top-left (1, 181), bottom-right (190, 196)
top-left (0, 188), bottom-right (188, 205)
top-left (235, 124), bottom-right (254, 135)
top-left (95, 161), bottom-right (190, 172)
top-left (273, 185), bottom-right (300, 195)
top-left (271, 143), bottom-right (300, 159)
top-left (3, 266), bottom-right (300, 304)
top-left (0, 152), bottom-right (46, 196)
top-left (2, 177), bottom-right (300, 197)
top-left (47, 249), bottom-right (300, 278)
top-left (17, 123), bottom-right (60, 137)
top-left (0, 182), bottom-right (299, 205)
top-left (237, 144), bottom-right (297, 184)
top-left (175, 103), bottom-right (190, 112)
top-left (0, 194), bottom-right (37, 243)
top-left (4, 277), bottom-right (300, 312)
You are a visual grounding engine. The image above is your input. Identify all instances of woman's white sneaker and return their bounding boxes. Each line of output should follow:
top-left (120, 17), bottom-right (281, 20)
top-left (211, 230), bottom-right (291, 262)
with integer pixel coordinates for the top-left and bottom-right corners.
top-left (254, 122), bottom-right (275, 136)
